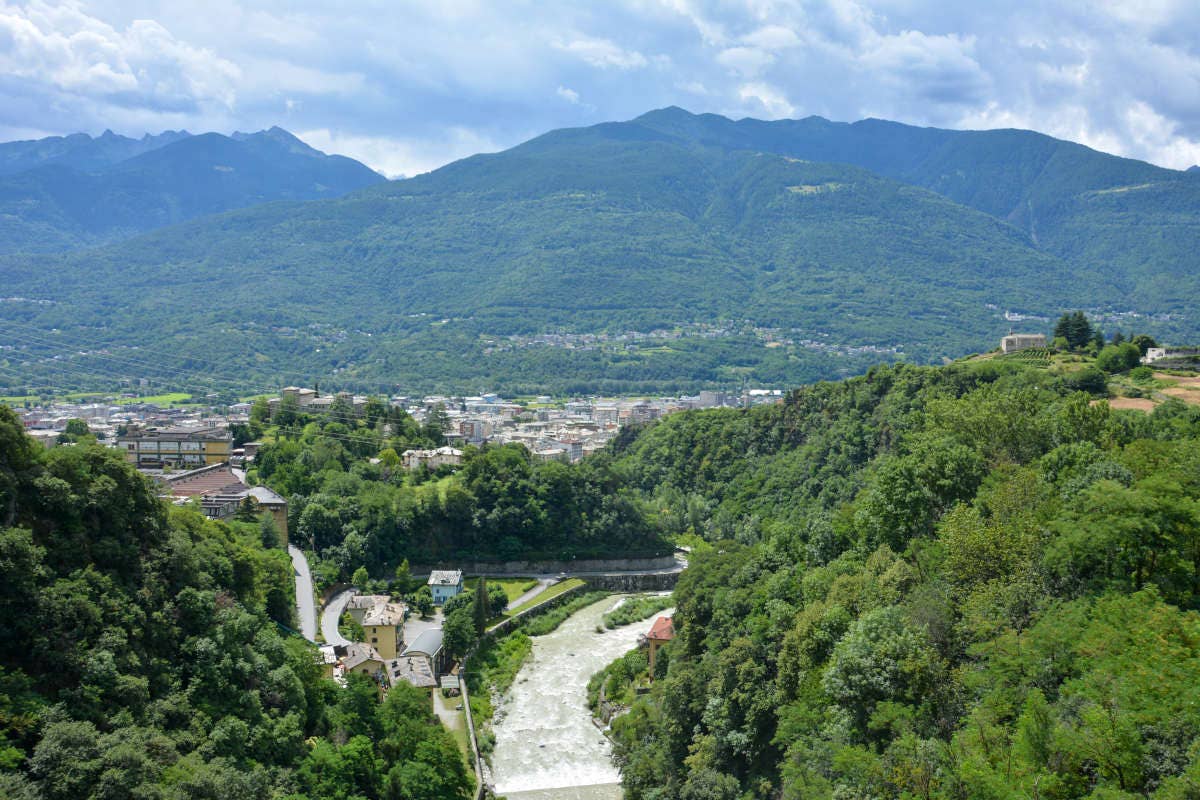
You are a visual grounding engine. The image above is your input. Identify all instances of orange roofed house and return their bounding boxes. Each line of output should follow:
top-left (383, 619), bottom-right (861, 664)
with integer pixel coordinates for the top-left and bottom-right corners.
top-left (646, 615), bottom-right (674, 678)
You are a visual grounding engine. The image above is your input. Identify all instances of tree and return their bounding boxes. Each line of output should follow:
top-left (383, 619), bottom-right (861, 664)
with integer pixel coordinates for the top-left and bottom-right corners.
top-left (62, 419), bottom-right (89, 438)
top-left (411, 586), bottom-right (434, 618)
top-left (249, 397), bottom-right (270, 429)
top-left (1054, 311), bottom-right (1094, 350)
top-left (442, 607), bottom-right (475, 657)
top-left (352, 566), bottom-right (369, 587)
top-left (1096, 342), bottom-right (1142, 374)
top-left (1131, 334), bottom-right (1158, 356)
top-left (235, 496), bottom-right (258, 522)
top-left (394, 558), bottom-right (411, 592)
top-left (472, 577), bottom-right (490, 634)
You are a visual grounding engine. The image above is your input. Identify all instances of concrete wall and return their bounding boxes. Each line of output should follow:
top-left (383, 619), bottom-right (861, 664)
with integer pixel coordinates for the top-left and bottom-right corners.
top-left (583, 571), bottom-right (680, 592)
top-left (414, 554), bottom-right (677, 576)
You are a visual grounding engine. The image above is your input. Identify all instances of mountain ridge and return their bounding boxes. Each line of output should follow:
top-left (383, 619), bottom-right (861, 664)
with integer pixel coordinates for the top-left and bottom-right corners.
top-left (0, 127), bottom-right (385, 254)
top-left (0, 108), bottom-right (1194, 394)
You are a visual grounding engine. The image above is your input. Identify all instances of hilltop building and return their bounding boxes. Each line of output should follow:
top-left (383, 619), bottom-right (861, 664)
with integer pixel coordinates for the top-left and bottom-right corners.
top-left (427, 570), bottom-right (464, 605)
top-left (401, 446), bottom-right (463, 470)
top-left (1000, 333), bottom-right (1046, 354)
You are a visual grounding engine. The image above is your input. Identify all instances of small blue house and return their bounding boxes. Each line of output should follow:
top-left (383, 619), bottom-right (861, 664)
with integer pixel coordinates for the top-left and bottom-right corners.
top-left (427, 570), bottom-right (464, 606)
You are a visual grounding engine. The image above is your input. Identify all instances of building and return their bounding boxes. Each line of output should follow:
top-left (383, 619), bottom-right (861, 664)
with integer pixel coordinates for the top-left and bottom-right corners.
top-left (1001, 333), bottom-right (1047, 354)
top-left (346, 595), bottom-right (407, 660)
top-left (402, 628), bottom-right (449, 680)
top-left (401, 446), bottom-right (464, 470)
top-left (159, 463), bottom-right (288, 546)
top-left (646, 615), bottom-right (675, 678)
top-left (339, 643), bottom-right (387, 682)
top-left (385, 655), bottom-right (438, 689)
top-left (118, 426), bottom-right (232, 468)
top-left (427, 570), bottom-right (464, 605)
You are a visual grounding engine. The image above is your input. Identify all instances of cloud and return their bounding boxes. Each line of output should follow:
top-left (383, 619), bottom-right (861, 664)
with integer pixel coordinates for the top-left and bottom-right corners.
top-left (0, 1), bottom-right (239, 113)
top-left (738, 82), bottom-right (794, 118)
top-left (297, 126), bottom-right (503, 179)
top-left (0, 0), bottom-right (1198, 174)
top-left (554, 35), bottom-right (648, 69)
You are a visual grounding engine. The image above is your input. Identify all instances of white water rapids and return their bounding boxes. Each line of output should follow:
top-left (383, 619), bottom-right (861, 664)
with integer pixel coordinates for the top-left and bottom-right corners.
top-left (490, 595), bottom-right (672, 800)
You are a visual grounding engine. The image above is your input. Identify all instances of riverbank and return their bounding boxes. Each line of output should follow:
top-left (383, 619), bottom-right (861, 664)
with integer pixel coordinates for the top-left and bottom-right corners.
top-left (490, 595), bottom-right (650, 799)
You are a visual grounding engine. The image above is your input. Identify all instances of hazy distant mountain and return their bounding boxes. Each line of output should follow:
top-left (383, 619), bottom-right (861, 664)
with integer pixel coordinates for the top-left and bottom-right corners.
top-left (0, 108), bottom-right (1195, 394)
top-left (0, 127), bottom-right (384, 253)
top-left (0, 129), bottom-right (192, 176)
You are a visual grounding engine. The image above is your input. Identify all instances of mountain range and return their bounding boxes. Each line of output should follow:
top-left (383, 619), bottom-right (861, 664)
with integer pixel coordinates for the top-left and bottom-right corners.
top-left (0, 127), bottom-right (384, 253)
top-left (0, 109), bottom-right (1197, 395)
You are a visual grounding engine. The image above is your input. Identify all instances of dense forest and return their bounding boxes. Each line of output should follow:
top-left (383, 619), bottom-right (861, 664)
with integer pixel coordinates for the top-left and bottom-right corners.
top-left (8, 109), bottom-right (1199, 397)
top-left (603, 357), bottom-right (1200, 799)
top-left (0, 406), bottom-right (469, 799)
top-left (247, 398), bottom-right (668, 584)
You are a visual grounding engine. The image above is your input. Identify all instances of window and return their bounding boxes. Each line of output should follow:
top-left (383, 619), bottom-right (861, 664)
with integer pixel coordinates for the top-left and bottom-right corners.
top-left (371, 638), bottom-right (378, 644)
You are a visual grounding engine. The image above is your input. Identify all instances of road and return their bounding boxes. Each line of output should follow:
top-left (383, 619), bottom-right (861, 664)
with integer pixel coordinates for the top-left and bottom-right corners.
top-left (288, 545), bottom-right (317, 641)
top-left (322, 588), bottom-right (356, 647)
top-left (507, 578), bottom-right (555, 610)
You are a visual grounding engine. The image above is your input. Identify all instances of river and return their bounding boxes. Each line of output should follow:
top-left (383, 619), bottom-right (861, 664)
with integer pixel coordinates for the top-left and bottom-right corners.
top-left (490, 595), bottom-right (672, 800)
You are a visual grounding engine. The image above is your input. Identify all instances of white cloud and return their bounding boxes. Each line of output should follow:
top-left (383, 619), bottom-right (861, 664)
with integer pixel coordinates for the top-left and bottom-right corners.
top-left (0, 1), bottom-right (239, 109)
top-left (737, 82), bottom-right (794, 118)
top-left (716, 46), bottom-right (774, 77)
top-left (297, 126), bottom-right (503, 179)
top-left (556, 85), bottom-right (580, 104)
top-left (554, 35), bottom-right (648, 69)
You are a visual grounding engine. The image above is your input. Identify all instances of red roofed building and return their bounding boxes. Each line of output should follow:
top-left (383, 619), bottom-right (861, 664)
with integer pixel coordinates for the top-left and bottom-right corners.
top-left (647, 615), bottom-right (674, 679)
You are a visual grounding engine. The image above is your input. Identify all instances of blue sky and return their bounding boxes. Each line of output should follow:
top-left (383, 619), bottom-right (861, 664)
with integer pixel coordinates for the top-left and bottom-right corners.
top-left (1, 0), bottom-right (1198, 176)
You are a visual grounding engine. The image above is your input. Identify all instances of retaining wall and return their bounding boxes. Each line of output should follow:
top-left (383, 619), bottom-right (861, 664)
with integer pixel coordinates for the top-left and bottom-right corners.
top-left (413, 554), bottom-right (677, 576)
top-left (583, 572), bottom-right (680, 592)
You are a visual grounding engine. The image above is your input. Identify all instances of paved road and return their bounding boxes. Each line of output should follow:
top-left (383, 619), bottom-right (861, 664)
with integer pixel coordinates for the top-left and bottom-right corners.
top-left (322, 588), bottom-right (356, 647)
top-left (288, 545), bottom-right (317, 641)
top-left (506, 578), bottom-right (555, 610)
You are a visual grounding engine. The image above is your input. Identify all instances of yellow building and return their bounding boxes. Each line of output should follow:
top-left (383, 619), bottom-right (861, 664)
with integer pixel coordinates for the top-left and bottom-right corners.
top-left (347, 595), bottom-right (407, 660)
top-left (119, 426), bottom-right (232, 469)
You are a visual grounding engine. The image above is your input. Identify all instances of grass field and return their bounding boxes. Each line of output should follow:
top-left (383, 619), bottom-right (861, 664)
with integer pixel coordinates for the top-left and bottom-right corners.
top-left (503, 578), bottom-right (585, 617)
top-left (468, 577), bottom-right (538, 605)
top-left (113, 392), bottom-right (194, 406)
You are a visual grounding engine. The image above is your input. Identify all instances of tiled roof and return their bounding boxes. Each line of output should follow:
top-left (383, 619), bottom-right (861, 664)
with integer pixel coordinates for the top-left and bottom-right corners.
top-left (647, 616), bottom-right (675, 641)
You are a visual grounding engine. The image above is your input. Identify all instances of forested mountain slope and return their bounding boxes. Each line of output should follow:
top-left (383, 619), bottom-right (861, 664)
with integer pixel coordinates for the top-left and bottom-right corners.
top-left (0, 127), bottom-right (383, 254)
top-left (0, 406), bottom-right (470, 799)
top-left (0, 126), bottom-right (1104, 393)
top-left (1, 108), bottom-right (1196, 394)
top-left (626, 107), bottom-right (1200, 310)
top-left (603, 358), bottom-right (1200, 799)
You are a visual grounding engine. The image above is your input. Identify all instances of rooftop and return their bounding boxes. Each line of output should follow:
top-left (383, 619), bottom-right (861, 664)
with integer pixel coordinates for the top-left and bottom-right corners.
top-left (387, 655), bottom-right (437, 689)
top-left (428, 569), bottom-right (463, 586)
top-left (647, 616), bottom-right (675, 642)
top-left (402, 628), bottom-right (444, 657)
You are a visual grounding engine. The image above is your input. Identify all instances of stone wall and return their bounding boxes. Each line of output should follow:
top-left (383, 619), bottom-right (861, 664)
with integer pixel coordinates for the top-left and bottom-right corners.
top-left (413, 554), bottom-right (677, 576)
top-left (583, 571), bottom-right (680, 592)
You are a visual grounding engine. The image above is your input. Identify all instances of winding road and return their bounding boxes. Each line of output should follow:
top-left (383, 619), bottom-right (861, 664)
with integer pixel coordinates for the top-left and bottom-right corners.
top-left (288, 545), bottom-right (317, 641)
top-left (322, 588), bottom-right (356, 647)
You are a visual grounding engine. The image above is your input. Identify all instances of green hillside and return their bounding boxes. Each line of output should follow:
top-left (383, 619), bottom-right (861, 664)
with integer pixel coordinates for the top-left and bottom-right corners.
top-left (628, 107), bottom-right (1200, 309)
top-left (602, 358), bottom-right (1200, 799)
top-left (0, 131), bottom-right (1105, 395)
top-left (2, 107), bottom-right (1197, 395)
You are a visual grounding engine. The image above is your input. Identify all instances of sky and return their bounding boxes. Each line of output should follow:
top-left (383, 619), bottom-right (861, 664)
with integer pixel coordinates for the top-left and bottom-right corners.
top-left (1, 0), bottom-right (1198, 177)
